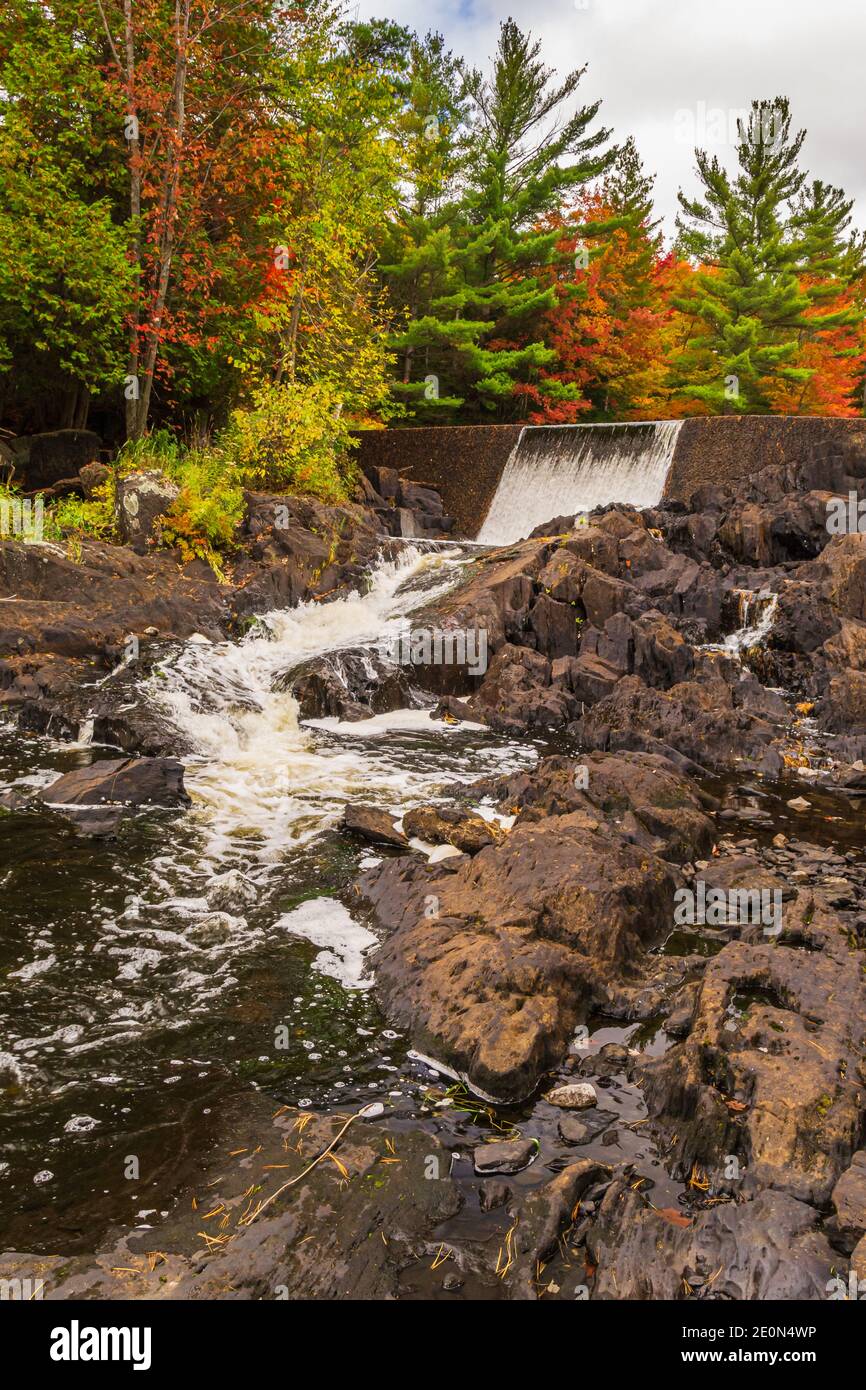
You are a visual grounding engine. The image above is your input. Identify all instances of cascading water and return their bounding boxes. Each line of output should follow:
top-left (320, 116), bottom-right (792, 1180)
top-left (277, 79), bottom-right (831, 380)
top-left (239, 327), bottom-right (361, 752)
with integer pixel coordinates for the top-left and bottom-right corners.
top-left (705, 590), bottom-right (779, 659)
top-left (0, 545), bottom-right (539, 1249)
top-left (476, 421), bottom-right (683, 545)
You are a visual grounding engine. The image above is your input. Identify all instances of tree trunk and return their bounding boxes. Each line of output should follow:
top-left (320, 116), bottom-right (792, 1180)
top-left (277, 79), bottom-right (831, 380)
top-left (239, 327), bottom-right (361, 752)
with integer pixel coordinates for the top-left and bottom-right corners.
top-left (133, 0), bottom-right (190, 436)
top-left (124, 0), bottom-right (143, 439)
top-left (73, 384), bottom-right (91, 430)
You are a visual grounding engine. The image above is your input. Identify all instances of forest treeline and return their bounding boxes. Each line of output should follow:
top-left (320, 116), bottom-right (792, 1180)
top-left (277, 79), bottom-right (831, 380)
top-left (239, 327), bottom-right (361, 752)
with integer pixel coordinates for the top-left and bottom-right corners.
top-left (1, 0), bottom-right (864, 450)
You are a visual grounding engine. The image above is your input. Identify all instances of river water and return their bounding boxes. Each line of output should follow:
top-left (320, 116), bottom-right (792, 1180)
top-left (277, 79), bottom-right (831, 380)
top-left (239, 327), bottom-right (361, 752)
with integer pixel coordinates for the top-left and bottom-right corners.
top-left (0, 545), bottom-right (540, 1252)
top-left (4, 542), bottom-right (858, 1274)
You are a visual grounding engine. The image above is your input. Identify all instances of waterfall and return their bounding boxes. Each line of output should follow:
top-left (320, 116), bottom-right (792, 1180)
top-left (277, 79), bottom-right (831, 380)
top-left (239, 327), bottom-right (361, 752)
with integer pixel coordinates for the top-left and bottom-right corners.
top-left (705, 590), bottom-right (779, 659)
top-left (476, 421), bottom-right (683, 545)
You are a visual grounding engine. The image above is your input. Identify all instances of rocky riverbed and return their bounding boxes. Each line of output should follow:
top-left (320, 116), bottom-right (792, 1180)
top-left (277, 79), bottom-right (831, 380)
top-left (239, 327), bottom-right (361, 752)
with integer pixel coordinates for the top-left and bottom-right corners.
top-left (2, 442), bottom-right (866, 1301)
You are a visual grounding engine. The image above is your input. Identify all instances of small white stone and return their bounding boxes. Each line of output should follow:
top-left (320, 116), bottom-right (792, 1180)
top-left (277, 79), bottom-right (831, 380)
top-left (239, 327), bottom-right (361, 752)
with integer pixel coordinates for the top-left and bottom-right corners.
top-left (63, 1114), bottom-right (99, 1134)
top-left (545, 1082), bottom-right (598, 1111)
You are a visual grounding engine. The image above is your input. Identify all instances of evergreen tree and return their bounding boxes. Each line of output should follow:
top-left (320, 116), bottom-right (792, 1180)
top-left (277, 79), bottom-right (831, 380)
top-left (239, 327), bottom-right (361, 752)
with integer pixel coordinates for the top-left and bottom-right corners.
top-left (764, 179), bottom-right (866, 414)
top-left (672, 98), bottom-right (819, 413)
top-left (379, 18), bottom-right (613, 422)
top-left (373, 28), bottom-right (472, 419)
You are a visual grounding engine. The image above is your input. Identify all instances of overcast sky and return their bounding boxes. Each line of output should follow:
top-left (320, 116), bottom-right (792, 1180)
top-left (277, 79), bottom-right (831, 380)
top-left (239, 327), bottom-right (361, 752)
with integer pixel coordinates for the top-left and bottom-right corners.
top-left (359, 0), bottom-right (866, 240)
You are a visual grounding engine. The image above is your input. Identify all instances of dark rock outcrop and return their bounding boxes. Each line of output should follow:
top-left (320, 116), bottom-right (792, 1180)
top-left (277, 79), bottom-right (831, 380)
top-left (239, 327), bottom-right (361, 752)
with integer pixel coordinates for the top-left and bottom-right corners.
top-left (40, 756), bottom-right (190, 809)
top-left (355, 753), bottom-right (714, 1102)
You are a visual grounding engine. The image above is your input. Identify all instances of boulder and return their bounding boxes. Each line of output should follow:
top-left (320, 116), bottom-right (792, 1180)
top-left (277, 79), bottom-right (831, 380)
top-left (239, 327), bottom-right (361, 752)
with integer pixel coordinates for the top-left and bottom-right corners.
top-left (587, 1180), bottom-right (837, 1301)
top-left (557, 1113), bottom-right (610, 1145)
top-left (39, 756), bottom-right (190, 809)
top-left (275, 648), bottom-right (420, 722)
top-left (356, 796), bottom-right (678, 1101)
top-left (343, 803), bottom-right (407, 848)
top-left (830, 1151), bottom-right (866, 1253)
top-left (641, 893), bottom-right (866, 1206)
top-left (473, 1139), bottom-right (536, 1176)
top-left (79, 462), bottom-right (112, 499)
top-left (115, 470), bottom-right (180, 550)
top-left (15, 429), bottom-right (102, 490)
top-left (401, 804), bottom-right (500, 854)
top-left (545, 1082), bottom-right (598, 1110)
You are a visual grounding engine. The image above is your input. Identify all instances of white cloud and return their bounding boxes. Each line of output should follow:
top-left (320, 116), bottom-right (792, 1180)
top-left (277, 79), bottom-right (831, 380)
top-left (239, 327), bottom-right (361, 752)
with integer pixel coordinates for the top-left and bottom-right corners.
top-left (360, 0), bottom-right (866, 238)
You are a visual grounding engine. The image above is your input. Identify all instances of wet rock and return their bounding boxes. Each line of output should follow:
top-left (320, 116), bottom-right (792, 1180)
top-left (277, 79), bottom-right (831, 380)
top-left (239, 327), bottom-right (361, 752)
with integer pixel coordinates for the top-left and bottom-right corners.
top-left (479, 1179), bottom-right (511, 1212)
top-left (185, 912), bottom-right (243, 946)
top-left (40, 1108), bottom-right (463, 1302)
top-left (587, 1179), bottom-right (837, 1300)
top-left (495, 752), bottom-right (715, 863)
top-left (277, 648), bottom-right (419, 722)
top-left (475, 644), bottom-right (576, 733)
top-left (473, 1139), bottom-right (536, 1176)
top-left (504, 1160), bottom-right (608, 1299)
top-left (356, 790), bottom-right (678, 1102)
top-left (642, 893), bottom-right (866, 1206)
top-left (808, 532), bottom-right (866, 622)
top-left (205, 870), bottom-right (257, 914)
top-left (570, 673), bottom-right (777, 772)
top-left (39, 756), bottom-right (190, 810)
top-left (582, 1042), bottom-right (630, 1078)
top-left (557, 1116), bottom-right (607, 1146)
top-left (819, 670), bottom-right (866, 733)
top-left (830, 1150), bottom-right (866, 1253)
top-left (546, 1083), bottom-right (597, 1110)
top-left (63, 805), bottom-right (129, 837)
top-left (114, 471), bottom-right (180, 551)
top-left (402, 805), bottom-right (500, 854)
top-left (430, 696), bottom-right (482, 724)
top-left (343, 803), bottom-right (408, 848)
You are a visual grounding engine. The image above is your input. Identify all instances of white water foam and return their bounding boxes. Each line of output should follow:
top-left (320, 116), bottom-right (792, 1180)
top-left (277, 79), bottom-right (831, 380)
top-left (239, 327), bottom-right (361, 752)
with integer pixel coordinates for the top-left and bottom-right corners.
top-left (477, 421), bottom-right (683, 545)
top-left (150, 547), bottom-right (532, 866)
top-left (276, 898), bottom-right (377, 990)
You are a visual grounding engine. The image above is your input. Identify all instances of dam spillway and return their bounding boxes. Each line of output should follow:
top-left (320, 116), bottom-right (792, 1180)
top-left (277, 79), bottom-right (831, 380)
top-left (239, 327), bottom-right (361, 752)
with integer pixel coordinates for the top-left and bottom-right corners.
top-left (475, 422), bottom-right (683, 544)
top-left (355, 416), bottom-right (866, 543)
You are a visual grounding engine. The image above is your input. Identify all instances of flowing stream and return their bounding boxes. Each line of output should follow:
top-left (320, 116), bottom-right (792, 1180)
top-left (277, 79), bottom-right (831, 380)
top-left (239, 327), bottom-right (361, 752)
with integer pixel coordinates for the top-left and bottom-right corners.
top-left (0, 545), bottom-right (539, 1251)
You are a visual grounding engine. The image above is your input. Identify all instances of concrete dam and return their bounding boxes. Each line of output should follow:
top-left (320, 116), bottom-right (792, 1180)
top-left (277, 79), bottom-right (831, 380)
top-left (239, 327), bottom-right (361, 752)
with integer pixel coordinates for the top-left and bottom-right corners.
top-left (356, 416), bottom-right (866, 543)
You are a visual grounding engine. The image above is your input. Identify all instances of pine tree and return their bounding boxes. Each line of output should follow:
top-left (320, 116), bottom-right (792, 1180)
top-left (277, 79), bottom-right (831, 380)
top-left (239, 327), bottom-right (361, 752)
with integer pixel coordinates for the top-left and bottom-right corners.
top-left (764, 180), bottom-right (866, 414)
top-left (671, 98), bottom-right (820, 413)
top-left (379, 18), bottom-right (613, 422)
top-left (374, 28), bottom-right (471, 420)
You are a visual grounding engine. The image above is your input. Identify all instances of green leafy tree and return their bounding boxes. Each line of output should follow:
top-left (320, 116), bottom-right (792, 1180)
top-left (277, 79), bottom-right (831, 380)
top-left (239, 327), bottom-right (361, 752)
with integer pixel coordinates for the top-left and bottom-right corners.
top-left (0, 0), bottom-right (130, 427)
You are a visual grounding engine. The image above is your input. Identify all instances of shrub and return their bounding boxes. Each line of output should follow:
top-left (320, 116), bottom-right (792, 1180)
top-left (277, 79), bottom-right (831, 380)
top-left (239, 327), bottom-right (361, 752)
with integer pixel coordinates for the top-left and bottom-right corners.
top-left (115, 429), bottom-right (184, 478)
top-left (45, 483), bottom-right (117, 544)
top-left (158, 449), bottom-right (245, 574)
top-left (20, 380), bottom-right (358, 570)
top-left (223, 380), bottom-right (357, 501)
